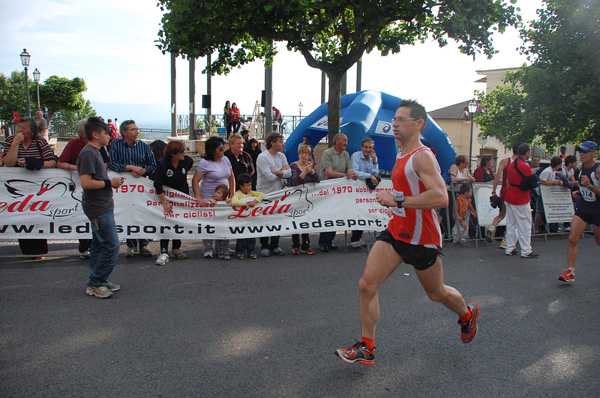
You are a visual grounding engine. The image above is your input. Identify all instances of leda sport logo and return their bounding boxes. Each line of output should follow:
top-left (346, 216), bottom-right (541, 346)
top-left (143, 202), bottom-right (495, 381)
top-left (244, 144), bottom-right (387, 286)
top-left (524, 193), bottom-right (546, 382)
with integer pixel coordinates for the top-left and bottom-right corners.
top-left (227, 186), bottom-right (314, 219)
top-left (1, 176), bottom-right (82, 219)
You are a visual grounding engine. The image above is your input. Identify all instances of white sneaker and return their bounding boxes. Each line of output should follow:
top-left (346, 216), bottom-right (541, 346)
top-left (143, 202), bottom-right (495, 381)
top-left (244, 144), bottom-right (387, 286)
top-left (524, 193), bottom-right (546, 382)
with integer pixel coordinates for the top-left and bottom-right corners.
top-left (155, 253), bottom-right (170, 266)
top-left (350, 240), bottom-right (362, 249)
top-left (204, 250), bottom-right (213, 258)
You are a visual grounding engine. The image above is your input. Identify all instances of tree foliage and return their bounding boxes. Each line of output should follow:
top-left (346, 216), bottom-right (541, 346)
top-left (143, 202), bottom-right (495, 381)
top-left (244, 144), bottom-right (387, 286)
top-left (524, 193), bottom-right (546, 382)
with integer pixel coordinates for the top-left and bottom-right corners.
top-left (476, 0), bottom-right (600, 148)
top-left (51, 100), bottom-right (97, 134)
top-left (0, 70), bottom-right (32, 121)
top-left (156, 0), bottom-right (520, 140)
top-left (38, 75), bottom-right (88, 123)
top-left (0, 72), bottom-right (90, 126)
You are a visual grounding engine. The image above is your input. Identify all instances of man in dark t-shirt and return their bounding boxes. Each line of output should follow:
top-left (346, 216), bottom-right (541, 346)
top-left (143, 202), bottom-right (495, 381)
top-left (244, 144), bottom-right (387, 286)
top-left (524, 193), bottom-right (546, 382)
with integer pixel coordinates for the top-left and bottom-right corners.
top-left (224, 133), bottom-right (254, 180)
top-left (77, 117), bottom-right (125, 299)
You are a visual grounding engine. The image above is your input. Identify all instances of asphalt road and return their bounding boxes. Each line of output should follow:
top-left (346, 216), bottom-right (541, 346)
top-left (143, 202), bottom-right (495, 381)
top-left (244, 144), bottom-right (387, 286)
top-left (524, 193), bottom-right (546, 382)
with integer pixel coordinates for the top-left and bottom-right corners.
top-left (1, 233), bottom-right (599, 397)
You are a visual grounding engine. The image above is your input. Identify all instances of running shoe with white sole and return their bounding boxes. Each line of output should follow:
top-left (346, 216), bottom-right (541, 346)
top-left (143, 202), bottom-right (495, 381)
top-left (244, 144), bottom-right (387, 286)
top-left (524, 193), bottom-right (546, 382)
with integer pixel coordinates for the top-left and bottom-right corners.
top-left (521, 252), bottom-right (539, 258)
top-left (335, 340), bottom-right (375, 365)
top-left (271, 247), bottom-right (285, 256)
top-left (558, 269), bottom-right (575, 283)
top-left (106, 282), bottom-right (120, 292)
top-left (86, 286), bottom-right (113, 299)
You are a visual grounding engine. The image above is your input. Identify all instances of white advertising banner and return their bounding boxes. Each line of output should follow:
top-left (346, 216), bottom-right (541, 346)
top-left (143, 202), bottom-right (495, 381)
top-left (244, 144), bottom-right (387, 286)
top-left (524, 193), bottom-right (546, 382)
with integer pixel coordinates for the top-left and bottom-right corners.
top-left (0, 168), bottom-right (393, 240)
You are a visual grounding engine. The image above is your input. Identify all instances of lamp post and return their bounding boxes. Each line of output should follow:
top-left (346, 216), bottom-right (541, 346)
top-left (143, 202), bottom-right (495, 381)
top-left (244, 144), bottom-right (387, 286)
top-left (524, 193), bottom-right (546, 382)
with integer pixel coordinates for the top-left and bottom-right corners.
top-left (20, 49), bottom-right (31, 117)
top-left (298, 102), bottom-right (303, 119)
top-left (467, 99), bottom-right (480, 171)
top-left (33, 68), bottom-right (41, 110)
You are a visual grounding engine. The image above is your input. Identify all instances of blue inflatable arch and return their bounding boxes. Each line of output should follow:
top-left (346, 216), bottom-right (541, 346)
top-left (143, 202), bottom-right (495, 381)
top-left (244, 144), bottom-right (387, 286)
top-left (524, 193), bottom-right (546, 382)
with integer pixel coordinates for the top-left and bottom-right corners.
top-left (284, 90), bottom-right (456, 174)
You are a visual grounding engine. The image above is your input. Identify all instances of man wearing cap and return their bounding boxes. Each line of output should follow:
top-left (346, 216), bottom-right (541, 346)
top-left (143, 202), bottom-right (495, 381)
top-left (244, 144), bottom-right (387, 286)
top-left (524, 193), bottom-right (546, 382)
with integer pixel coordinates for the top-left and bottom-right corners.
top-left (558, 141), bottom-right (600, 283)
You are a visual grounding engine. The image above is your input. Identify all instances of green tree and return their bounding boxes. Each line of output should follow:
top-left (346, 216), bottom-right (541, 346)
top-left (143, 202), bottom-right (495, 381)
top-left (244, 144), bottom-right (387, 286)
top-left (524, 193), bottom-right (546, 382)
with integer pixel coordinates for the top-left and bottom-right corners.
top-left (38, 75), bottom-right (88, 123)
top-left (0, 72), bottom-right (90, 126)
top-left (156, 0), bottom-right (520, 143)
top-left (0, 70), bottom-right (32, 121)
top-left (477, 0), bottom-right (600, 148)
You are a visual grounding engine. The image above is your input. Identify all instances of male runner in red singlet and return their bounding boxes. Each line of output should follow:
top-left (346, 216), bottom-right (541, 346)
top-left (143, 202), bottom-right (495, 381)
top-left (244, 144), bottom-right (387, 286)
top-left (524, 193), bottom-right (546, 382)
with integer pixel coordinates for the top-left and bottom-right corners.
top-left (335, 100), bottom-right (479, 365)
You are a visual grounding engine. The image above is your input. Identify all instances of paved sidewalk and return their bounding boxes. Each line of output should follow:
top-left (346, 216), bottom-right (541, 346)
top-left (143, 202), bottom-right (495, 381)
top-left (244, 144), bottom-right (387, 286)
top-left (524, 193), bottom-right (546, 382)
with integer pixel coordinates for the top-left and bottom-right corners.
top-left (1, 234), bottom-right (599, 397)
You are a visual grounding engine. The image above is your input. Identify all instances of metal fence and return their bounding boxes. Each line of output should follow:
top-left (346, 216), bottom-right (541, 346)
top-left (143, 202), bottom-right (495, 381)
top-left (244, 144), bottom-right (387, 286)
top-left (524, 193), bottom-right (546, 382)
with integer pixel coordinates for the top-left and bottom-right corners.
top-left (176, 114), bottom-right (304, 139)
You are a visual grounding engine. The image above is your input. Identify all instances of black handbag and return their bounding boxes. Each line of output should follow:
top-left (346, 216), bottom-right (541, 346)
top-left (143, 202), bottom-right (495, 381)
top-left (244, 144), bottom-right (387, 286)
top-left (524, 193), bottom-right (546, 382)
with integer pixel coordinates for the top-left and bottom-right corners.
top-left (510, 157), bottom-right (540, 191)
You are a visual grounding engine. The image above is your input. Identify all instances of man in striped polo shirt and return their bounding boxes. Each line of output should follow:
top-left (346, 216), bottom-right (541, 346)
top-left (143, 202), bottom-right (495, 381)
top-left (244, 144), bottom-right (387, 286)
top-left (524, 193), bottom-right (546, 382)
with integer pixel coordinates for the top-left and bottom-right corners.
top-left (335, 100), bottom-right (479, 365)
top-left (109, 120), bottom-right (156, 258)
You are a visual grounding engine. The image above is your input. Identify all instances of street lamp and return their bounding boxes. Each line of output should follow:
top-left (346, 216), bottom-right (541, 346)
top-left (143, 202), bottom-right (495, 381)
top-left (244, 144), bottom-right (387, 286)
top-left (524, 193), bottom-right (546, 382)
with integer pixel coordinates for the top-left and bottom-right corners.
top-left (467, 99), bottom-right (480, 171)
top-left (298, 102), bottom-right (303, 119)
top-left (20, 49), bottom-right (31, 117)
top-left (33, 68), bottom-right (41, 110)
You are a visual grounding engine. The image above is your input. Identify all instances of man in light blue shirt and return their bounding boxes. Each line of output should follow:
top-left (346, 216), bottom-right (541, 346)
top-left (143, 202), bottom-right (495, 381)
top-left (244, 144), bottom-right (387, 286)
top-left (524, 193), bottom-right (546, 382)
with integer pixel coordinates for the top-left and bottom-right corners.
top-left (350, 138), bottom-right (380, 248)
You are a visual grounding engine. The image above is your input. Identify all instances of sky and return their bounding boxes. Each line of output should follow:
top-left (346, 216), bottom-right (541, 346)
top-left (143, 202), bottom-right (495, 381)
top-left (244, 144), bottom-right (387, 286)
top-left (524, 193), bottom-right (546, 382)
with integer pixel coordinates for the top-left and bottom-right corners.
top-left (1, 0), bottom-right (544, 127)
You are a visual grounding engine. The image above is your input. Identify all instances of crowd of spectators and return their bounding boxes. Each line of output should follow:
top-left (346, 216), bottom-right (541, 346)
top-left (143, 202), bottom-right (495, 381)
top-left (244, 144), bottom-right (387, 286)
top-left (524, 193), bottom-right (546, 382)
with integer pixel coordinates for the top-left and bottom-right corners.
top-left (1, 116), bottom-right (593, 268)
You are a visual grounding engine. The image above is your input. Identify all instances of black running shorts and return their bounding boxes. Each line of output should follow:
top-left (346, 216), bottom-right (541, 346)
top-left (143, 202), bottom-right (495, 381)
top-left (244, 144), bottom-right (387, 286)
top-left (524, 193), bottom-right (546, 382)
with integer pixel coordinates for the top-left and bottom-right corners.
top-left (377, 229), bottom-right (442, 271)
top-left (574, 208), bottom-right (600, 227)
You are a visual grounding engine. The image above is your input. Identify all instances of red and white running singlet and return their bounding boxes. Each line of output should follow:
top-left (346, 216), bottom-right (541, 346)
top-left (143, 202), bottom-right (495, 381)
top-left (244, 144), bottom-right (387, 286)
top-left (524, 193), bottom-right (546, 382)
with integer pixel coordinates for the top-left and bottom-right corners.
top-left (387, 146), bottom-right (443, 248)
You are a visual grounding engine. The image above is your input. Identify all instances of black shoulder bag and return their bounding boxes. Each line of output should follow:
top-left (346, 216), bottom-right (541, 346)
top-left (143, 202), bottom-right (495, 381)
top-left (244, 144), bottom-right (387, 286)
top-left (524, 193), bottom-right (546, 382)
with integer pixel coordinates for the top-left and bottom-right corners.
top-left (510, 157), bottom-right (539, 192)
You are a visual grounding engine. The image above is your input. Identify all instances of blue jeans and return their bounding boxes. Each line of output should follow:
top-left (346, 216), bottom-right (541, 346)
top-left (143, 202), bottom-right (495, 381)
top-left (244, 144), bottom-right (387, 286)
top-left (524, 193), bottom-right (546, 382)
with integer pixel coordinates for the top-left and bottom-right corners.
top-left (236, 238), bottom-right (256, 255)
top-left (319, 231), bottom-right (336, 248)
top-left (88, 210), bottom-right (120, 287)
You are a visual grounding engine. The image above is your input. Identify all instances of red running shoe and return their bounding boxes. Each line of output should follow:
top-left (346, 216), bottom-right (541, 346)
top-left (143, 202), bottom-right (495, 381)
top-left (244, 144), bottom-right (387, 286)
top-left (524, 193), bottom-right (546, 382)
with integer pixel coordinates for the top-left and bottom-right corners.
top-left (459, 303), bottom-right (479, 343)
top-left (558, 269), bottom-right (575, 283)
top-left (335, 340), bottom-right (375, 365)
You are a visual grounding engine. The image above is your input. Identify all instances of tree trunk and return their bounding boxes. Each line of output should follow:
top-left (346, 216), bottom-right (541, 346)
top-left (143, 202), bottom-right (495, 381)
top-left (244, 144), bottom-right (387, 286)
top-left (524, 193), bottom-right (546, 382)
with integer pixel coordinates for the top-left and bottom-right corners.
top-left (327, 73), bottom-right (343, 147)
